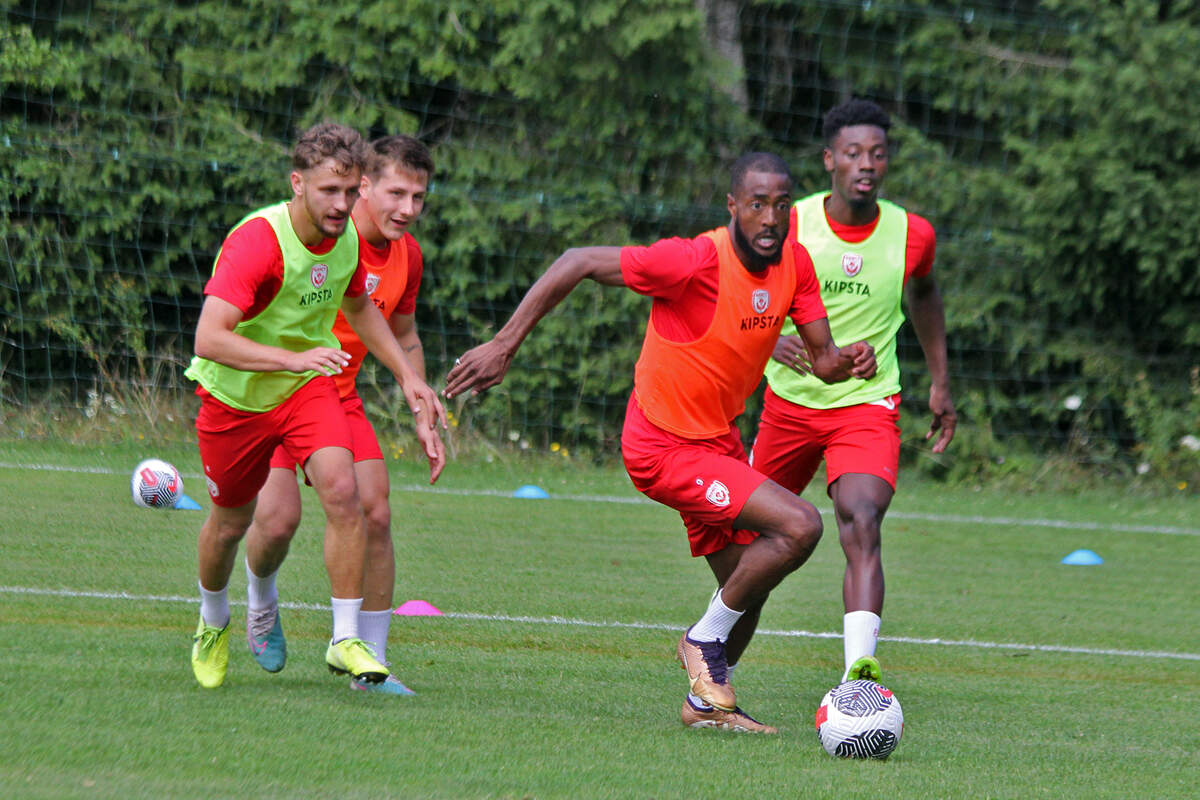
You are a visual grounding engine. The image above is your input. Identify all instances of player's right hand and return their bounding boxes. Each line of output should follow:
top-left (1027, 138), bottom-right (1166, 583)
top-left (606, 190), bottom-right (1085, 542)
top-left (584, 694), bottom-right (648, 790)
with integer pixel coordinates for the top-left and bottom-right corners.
top-left (772, 335), bottom-right (814, 376)
top-left (288, 347), bottom-right (351, 376)
top-left (444, 339), bottom-right (514, 398)
top-left (414, 415), bottom-right (446, 484)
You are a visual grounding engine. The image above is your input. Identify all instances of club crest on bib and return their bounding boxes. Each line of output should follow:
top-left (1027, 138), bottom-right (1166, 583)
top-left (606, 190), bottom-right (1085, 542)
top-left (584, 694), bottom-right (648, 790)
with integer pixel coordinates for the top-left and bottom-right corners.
top-left (365, 272), bottom-right (381, 295)
top-left (751, 289), bottom-right (770, 314)
top-left (705, 480), bottom-right (731, 508)
top-left (311, 263), bottom-right (328, 288)
top-left (841, 253), bottom-right (863, 277)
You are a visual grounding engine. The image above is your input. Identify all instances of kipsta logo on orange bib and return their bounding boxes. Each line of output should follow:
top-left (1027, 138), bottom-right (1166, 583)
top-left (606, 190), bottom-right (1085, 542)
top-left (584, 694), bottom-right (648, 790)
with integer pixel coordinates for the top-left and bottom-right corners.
top-left (841, 253), bottom-right (862, 277)
top-left (751, 289), bottom-right (770, 314)
top-left (311, 263), bottom-right (328, 288)
top-left (705, 480), bottom-right (731, 508)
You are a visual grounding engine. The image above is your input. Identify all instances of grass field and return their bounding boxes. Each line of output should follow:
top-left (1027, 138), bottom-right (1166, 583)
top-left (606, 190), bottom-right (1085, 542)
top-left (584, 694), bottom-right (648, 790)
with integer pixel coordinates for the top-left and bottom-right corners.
top-left (1, 438), bottom-right (1197, 799)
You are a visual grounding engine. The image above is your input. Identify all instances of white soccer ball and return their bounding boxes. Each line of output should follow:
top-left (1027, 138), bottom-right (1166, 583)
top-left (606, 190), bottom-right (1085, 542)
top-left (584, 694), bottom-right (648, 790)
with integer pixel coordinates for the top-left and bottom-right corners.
top-left (130, 458), bottom-right (183, 509)
top-left (815, 679), bottom-right (904, 759)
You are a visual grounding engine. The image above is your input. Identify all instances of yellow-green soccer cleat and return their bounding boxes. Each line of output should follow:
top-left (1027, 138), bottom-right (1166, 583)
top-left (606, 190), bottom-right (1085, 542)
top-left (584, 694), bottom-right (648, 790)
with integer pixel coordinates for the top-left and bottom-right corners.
top-left (325, 637), bottom-right (389, 684)
top-left (191, 616), bottom-right (230, 689)
top-left (847, 655), bottom-right (882, 683)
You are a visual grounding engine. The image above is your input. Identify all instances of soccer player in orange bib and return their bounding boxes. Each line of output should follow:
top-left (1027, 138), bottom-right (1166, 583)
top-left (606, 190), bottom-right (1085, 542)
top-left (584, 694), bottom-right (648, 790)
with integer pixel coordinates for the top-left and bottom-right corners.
top-left (445, 153), bottom-right (876, 732)
top-left (751, 99), bottom-right (956, 688)
top-left (241, 135), bottom-right (443, 696)
top-left (185, 124), bottom-right (445, 690)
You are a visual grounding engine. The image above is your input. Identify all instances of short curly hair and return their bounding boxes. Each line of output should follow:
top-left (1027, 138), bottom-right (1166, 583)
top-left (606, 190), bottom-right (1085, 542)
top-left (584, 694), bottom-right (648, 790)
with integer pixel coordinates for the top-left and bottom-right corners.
top-left (822, 99), bottom-right (891, 145)
top-left (729, 151), bottom-right (792, 194)
top-left (291, 122), bottom-right (366, 175)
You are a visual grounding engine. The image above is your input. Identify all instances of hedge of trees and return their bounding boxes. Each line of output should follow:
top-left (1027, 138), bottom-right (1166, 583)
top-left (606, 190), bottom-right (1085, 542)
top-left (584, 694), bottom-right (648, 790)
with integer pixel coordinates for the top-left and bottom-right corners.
top-left (2, 0), bottom-right (1197, 483)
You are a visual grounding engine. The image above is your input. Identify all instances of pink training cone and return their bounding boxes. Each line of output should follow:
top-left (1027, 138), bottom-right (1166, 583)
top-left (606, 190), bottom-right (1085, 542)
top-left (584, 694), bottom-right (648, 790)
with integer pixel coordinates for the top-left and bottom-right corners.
top-left (393, 599), bottom-right (443, 616)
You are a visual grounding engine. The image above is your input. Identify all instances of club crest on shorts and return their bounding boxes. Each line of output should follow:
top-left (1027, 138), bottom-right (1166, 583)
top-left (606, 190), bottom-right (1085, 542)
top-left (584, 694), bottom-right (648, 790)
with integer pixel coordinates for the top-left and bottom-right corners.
top-left (365, 272), bottom-right (381, 295)
top-left (841, 253), bottom-right (863, 277)
top-left (310, 263), bottom-right (329, 288)
top-left (751, 289), bottom-right (770, 314)
top-left (705, 480), bottom-right (731, 508)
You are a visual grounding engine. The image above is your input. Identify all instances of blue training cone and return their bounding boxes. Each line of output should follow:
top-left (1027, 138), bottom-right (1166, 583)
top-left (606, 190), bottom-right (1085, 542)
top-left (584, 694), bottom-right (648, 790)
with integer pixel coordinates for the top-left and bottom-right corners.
top-left (173, 493), bottom-right (203, 511)
top-left (1061, 549), bottom-right (1103, 565)
top-left (513, 484), bottom-right (549, 499)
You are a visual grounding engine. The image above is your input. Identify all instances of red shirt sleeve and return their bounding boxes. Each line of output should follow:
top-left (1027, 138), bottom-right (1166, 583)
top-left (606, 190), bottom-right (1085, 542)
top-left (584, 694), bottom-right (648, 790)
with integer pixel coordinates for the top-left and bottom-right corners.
top-left (204, 217), bottom-right (284, 318)
top-left (788, 240), bottom-right (828, 326)
top-left (905, 212), bottom-right (937, 281)
top-left (620, 236), bottom-right (720, 342)
top-left (205, 216), bottom-right (364, 315)
top-left (394, 233), bottom-right (423, 315)
top-left (619, 236), bottom-right (716, 301)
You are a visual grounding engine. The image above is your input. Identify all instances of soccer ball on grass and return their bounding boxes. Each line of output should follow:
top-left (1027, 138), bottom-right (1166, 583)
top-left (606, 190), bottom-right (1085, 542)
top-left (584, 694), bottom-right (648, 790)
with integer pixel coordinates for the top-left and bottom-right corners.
top-left (815, 679), bottom-right (904, 759)
top-left (130, 458), bottom-right (183, 509)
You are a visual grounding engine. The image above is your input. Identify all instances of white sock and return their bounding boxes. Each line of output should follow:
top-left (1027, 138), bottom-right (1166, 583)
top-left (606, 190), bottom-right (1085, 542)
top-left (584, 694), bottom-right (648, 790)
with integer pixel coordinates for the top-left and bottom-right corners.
top-left (688, 589), bottom-right (744, 642)
top-left (358, 609), bottom-right (392, 663)
top-left (198, 581), bottom-right (230, 629)
top-left (245, 558), bottom-right (279, 611)
top-left (841, 610), bottom-right (881, 681)
top-left (330, 597), bottom-right (363, 643)
top-left (687, 662), bottom-right (737, 710)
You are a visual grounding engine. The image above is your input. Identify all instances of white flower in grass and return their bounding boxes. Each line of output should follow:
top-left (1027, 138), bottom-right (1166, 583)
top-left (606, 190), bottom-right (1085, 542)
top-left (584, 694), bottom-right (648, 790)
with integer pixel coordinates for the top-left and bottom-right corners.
top-left (1136, 462), bottom-right (1151, 475)
top-left (1180, 434), bottom-right (1200, 452)
top-left (1063, 395), bottom-right (1082, 411)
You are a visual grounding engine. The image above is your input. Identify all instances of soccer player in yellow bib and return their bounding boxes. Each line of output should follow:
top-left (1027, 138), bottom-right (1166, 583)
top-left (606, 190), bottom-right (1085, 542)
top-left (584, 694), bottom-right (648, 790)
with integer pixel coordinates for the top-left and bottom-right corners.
top-left (750, 99), bottom-right (957, 686)
top-left (185, 123), bottom-right (446, 690)
top-left (242, 135), bottom-right (441, 696)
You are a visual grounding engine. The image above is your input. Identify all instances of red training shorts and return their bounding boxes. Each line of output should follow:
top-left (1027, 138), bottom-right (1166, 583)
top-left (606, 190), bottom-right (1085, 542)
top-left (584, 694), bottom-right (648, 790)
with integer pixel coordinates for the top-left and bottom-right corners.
top-left (621, 395), bottom-right (767, 557)
top-left (268, 390), bottom-right (384, 472)
top-left (750, 385), bottom-right (901, 496)
top-left (194, 376), bottom-right (353, 507)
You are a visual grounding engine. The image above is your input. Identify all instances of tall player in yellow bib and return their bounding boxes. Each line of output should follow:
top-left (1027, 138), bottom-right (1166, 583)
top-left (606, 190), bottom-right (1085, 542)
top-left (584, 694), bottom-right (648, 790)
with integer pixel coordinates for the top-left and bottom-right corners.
top-left (751, 99), bottom-right (957, 685)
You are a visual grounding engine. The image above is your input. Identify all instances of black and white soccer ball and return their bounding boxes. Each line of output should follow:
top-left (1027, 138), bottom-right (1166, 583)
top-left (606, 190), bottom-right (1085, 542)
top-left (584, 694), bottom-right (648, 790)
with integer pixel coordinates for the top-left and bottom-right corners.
top-left (130, 458), bottom-right (183, 509)
top-left (815, 679), bottom-right (904, 759)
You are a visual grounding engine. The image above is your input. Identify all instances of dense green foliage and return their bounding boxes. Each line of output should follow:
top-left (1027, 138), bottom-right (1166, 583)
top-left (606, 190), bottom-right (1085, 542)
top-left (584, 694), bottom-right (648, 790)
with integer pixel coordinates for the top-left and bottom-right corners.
top-left (1, 0), bottom-right (1196, 482)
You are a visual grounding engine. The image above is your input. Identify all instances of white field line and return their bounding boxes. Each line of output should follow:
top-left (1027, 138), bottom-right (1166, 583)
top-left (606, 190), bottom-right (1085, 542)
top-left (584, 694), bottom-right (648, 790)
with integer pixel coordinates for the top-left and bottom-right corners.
top-left (3, 585), bottom-right (1197, 662)
top-left (3, 461), bottom-right (1198, 537)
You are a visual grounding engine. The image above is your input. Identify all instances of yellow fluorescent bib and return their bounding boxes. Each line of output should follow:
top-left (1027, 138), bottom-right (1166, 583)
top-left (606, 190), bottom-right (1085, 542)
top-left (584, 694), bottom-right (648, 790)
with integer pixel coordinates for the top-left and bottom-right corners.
top-left (185, 202), bottom-right (359, 412)
top-left (766, 192), bottom-right (907, 409)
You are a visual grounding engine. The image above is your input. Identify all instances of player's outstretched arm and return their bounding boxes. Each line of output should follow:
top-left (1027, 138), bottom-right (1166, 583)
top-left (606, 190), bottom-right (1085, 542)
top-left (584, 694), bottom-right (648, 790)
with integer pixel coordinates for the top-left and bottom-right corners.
top-left (444, 246), bottom-right (625, 398)
top-left (194, 295), bottom-right (350, 375)
top-left (905, 273), bottom-right (956, 452)
top-left (794, 317), bottom-right (877, 383)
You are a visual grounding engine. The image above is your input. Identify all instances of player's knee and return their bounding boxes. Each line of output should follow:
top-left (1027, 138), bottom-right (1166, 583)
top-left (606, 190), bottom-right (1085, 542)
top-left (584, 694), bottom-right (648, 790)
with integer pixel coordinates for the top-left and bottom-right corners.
top-left (257, 515), bottom-right (299, 550)
top-left (362, 499), bottom-right (391, 540)
top-left (316, 473), bottom-right (360, 518)
top-left (778, 502), bottom-right (823, 559)
top-left (838, 506), bottom-right (883, 553)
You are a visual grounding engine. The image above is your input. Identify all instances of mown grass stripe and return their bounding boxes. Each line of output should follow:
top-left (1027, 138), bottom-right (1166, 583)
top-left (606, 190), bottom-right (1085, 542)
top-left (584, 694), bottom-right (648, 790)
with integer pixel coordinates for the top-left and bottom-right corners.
top-left (4, 584), bottom-right (1196, 661)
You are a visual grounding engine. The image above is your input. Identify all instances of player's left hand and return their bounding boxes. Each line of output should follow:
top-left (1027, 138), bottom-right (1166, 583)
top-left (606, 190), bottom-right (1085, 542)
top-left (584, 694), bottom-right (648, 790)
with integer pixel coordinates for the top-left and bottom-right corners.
top-left (845, 341), bottom-right (877, 379)
top-left (926, 385), bottom-right (956, 453)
